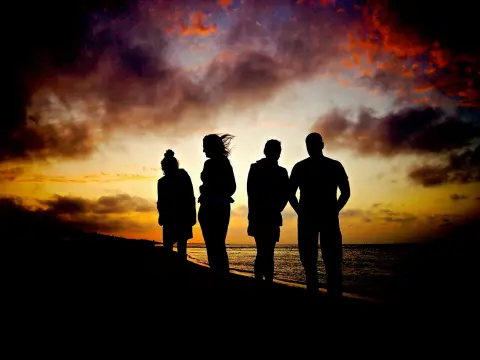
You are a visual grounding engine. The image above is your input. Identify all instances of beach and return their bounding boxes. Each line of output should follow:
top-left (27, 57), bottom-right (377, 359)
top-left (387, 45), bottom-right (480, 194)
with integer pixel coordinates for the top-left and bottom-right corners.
top-left (7, 230), bottom-right (478, 342)
top-left (7, 234), bottom-right (396, 336)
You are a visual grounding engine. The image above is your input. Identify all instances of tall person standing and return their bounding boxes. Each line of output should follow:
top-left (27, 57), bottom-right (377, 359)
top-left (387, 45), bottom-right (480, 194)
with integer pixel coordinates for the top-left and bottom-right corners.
top-left (289, 133), bottom-right (350, 299)
top-left (247, 140), bottom-right (289, 284)
top-left (198, 134), bottom-right (236, 283)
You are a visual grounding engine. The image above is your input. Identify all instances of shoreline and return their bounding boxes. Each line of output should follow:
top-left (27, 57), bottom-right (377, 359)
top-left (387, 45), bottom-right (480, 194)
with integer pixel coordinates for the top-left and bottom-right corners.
top-left (184, 250), bottom-right (383, 303)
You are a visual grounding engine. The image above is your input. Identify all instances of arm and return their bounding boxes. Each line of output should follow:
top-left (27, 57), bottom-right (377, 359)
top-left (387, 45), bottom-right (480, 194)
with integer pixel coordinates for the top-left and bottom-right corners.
top-left (247, 165), bottom-right (254, 205)
top-left (247, 164), bottom-right (260, 214)
top-left (157, 180), bottom-right (164, 225)
top-left (227, 161), bottom-right (236, 198)
top-left (185, 172), bottom-right (197, 226)
top-left (289, 165), bottom-right (300, 214)
top-left (198, 160), bottom-right (212, 202)
top-left (278, 168), bottom-right (289, 213)
top-left (337, 163), bottom-right (350, 213)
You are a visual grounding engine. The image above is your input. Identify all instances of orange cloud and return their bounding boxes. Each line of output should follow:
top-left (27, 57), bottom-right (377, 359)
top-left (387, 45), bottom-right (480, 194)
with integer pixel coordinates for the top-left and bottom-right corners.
top-left (0, 167), bottom-right (24, 181)
top-left (6, 172), bottom-right (156, 184)
top-left (414, 84), bottom-right (434, 93)
top-left (178, 12), bottom-right (217, 36)
top-left (5, 0), bottom-right (479, 167)
top-left (218, 0), bottom-right (232, 8)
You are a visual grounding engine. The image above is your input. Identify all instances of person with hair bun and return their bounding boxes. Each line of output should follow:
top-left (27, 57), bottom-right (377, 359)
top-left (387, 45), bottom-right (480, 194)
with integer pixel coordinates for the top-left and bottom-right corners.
top-left (157, 149), bottom-right (196, 260)
top-left (198, 134), bottom-right (236, 281)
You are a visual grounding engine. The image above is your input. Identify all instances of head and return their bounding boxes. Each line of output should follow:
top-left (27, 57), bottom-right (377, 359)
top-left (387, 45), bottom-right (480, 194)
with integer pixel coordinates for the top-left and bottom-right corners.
top-left (203, 133), bottom-right (235, 158)
top-left (305, 132), bottom-right (324, 157)
top-left (161, 149), bottom-right (179, 175)
top-left (264, 139), bottom-right (281, 161)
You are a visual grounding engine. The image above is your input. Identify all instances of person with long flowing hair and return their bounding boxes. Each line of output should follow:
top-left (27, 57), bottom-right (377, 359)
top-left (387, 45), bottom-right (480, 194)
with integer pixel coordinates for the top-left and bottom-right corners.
top-left (157, 150), bottom-right (196, 260)
top-left (198, 134), bottom-right (236, 281)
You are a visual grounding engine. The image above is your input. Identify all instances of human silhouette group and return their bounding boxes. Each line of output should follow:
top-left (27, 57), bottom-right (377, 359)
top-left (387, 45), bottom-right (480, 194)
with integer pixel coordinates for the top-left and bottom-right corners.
top-left (156, 132), bottom-right (350, 299)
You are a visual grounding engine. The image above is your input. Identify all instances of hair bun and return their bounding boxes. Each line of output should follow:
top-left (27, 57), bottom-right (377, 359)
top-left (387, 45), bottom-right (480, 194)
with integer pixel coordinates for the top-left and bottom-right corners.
top-left (164, 149), bottom-right (174, 158)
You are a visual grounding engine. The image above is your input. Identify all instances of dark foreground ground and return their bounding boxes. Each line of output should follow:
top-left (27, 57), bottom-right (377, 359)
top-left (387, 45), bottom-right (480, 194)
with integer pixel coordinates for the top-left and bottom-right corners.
top-left (5, 233), bottom-right (479, 343)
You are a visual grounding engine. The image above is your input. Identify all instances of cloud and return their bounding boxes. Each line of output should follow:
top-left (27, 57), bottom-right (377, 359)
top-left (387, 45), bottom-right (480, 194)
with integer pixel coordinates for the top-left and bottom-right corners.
top-left (0, 1), bottom-right (353, 164)
top-left (5, 172), bottom-right (156, 184)
top-left (312, 105), bottom-right (479, 156)
top-left (218, 0), bottom-right (232, 8)
top-left (312, 104), bottom-right (480, 186)
top-left (0, 167), bottom-right (24, 181)
top-left (424, 205), bottom-right (480, 241)
top-left (177, 11), bottom-right (217, 36)
top-left (0, 194), bottom-right (155, 238)
top-left (282, 209), bottom-right (297, 221)
top-left (450, 194), bottom-right (469, 202)
top-left (356, 0), bottom-right (480, 107)
top-left (340, 207), bottom-right (416, 225)
top-left (4, 0), bottom-right (479, 164)
top-left (408, 145), bottom-right (480, 186)
top-left (40, 194), bottom-right (156, 215)
top-left (231, 205), bottom-right (248, 218)
top-left (378, 209), bottom-right (417, 224)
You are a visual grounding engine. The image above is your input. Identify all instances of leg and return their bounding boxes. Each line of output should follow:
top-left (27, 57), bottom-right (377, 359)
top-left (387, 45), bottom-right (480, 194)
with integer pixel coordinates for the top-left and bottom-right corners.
top-left (298, 218), bottom-right (319, 293)
top-left (264, 228), bottom-right (279, 283)
top-left (177, 239), bottom-right (187, 260)
top-left (199, 204), bottom-right (230, 280)
top-left (215, 204), bottom-right (231, 275)
top-left (254, 235), bottom-right (267, 281)
top-left (163, 227), bottom-right (174, 252)
top-left (199, 205), bottom-right (218, 271)
top-left (319, 216), bottom-right (343, 299)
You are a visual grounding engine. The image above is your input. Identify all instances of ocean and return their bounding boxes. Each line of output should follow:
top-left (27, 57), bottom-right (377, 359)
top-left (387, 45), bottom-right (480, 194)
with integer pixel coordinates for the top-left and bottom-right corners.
top-left (186, 244), bottom-right (415, 300)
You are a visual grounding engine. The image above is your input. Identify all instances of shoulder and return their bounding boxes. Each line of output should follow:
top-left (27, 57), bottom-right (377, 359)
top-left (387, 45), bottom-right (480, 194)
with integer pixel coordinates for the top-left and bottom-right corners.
top-left (179, 168), bottom-right (190, 177)
top-left (224, 156), bottom-right (233, 165)
top-left (223, 157), bottom-right (234, 171)
top-left (202, 159), bottom-right (214, 172)
top-left (292, 158), bottom-right (309, 172)
top-left (323, 156), bottom-right (342, 166)
top-left (279, 165), bottom-right (288, 176)
top-left (158, 176), bottom-right (167, 187)
top-left (249, 162), bottom-right (259, 171)
top-left (179, 168), bottom-right (192, 180)
top-left (324, 157), bottom-right (348, 176)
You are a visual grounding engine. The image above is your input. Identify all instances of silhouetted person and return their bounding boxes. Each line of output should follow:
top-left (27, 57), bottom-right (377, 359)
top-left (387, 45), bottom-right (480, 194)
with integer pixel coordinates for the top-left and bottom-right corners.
top-left (157, 150), bottom-right (196, 260)
top-left (247, 140), bottom-right (289, 284)
top-left (290, 133), bottom-right (350, 299)
top-left (198, 134), bottom-right (236, 282)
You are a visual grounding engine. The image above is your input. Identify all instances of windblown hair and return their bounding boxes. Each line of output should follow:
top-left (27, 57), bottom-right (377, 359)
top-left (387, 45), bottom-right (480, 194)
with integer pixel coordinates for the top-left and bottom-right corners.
top-left (204, 133), bottom-right (235, 157)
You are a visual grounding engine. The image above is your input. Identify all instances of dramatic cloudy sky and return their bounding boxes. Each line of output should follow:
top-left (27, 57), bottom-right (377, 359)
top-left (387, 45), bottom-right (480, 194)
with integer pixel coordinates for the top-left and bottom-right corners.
top-left (1, 0), bottom-right (479, 243)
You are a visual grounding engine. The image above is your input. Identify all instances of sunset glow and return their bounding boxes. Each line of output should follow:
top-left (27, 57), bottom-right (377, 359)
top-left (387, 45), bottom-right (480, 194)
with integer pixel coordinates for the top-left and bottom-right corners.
top-left (2, 0), bottom-right (479, 244)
